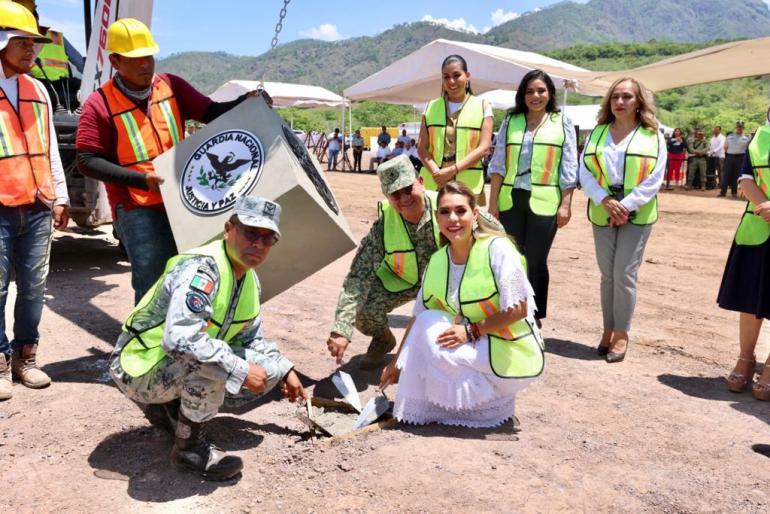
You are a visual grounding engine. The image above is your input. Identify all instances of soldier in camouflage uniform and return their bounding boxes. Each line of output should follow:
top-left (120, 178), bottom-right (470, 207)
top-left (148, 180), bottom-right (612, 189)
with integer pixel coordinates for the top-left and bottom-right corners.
top-left (326, 155), bottom-right (503, 369)
top-left (110, 196), bottom-right (305, 481)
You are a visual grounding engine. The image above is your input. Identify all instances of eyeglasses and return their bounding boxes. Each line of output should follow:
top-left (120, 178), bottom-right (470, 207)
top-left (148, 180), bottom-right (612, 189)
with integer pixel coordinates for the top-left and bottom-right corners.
top-left (232, 219), bottom-right (279, 247)
top-left (389, 184), bottom-right (414, 200)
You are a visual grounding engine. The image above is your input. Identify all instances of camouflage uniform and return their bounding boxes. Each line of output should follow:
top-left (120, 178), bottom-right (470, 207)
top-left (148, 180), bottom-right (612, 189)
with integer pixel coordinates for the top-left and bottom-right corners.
top-left (331, 196), bottom-right (503, 342)
top-left (110, 253), bottom-right (294, 423)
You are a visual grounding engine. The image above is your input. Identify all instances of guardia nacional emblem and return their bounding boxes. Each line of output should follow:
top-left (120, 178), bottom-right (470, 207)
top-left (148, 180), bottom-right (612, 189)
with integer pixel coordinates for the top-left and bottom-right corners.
top-left (180, 129), bottom-right (264, 215)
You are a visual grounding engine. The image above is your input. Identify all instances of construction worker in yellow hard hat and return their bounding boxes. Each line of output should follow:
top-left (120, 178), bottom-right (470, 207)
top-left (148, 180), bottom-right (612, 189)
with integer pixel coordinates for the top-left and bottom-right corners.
top-left (11, 0), bottom-right (85, 111)
top-left (75, 18), bottom-right (269, 306)
top-left (0, 0), bottom-right (70, 400)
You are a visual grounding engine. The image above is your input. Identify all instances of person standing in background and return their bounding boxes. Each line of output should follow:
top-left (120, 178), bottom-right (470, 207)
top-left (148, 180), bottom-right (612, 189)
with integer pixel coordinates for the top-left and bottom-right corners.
top-left (327, 128), bottom-right (342, 171)
top-left (708, 126), bottom-right (726, 189)
top-left (721, 121), bottom-right (751, 198)
top-left (665, 128), bottom-right (686, 190)
top-left (685, 128), bottom-right (708, 191)
top-left (352, 129), bottom-right (364, 172)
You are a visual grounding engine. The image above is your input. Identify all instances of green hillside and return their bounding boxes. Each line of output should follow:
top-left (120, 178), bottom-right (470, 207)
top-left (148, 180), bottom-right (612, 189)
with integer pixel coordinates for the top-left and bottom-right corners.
top-left (487, 0), bottom-right (770, 50)
top-left (155, 0), bottom-right (770, 133)
top-left (544, 42), bottom-right (770, 130)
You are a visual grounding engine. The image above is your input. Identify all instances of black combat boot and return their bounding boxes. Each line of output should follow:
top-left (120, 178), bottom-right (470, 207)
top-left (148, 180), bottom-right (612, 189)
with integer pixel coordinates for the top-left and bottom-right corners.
top-left (137, 398), bottom-right (180, 433)
top-left (170, 413), bottom-right (243, 480)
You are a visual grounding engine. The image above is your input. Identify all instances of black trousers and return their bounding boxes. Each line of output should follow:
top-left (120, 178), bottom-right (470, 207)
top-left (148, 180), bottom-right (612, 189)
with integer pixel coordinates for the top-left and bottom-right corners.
top-left (353, 148), bottom-right (363, 171)
top-left (721, 154), bottom-right (744, 196)
top-left (499, 188), bottom-right (558, 319)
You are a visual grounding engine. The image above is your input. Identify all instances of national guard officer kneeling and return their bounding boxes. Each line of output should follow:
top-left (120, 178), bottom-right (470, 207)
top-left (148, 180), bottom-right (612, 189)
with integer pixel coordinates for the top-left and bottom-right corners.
top-left (110, 196), bottom-right (305, 481)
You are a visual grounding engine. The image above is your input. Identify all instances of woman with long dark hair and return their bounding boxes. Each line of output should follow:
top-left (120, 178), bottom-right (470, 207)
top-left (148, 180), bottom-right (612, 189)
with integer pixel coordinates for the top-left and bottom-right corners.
top-left (417, 55), bottom-right (493, 203)
top-left (578, 77), bottom-right (666, 363)
top-left (380, 181), bottom-right (543, 427)
top-left (488, 69), bottom-right (578, 328)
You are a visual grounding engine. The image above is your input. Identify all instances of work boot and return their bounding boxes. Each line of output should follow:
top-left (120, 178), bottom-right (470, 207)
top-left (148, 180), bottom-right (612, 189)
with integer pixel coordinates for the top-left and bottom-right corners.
top-left (0, 354), bottom-right (12, 400)
top-left (137, 398), bottom-right (180, 433)
top-left (170, 413), bottom-right (243, 481)
top-left (11, 344), bottom-right (51, 389)
top-left (359, 329), bottom-right (397, 370)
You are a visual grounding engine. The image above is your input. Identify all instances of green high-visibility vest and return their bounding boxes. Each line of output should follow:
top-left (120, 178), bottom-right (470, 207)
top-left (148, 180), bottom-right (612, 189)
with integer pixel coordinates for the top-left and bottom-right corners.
top-left (420, 95), bottom-right (486, 194)
top-left (30, 30), bottom-right (69, 81)
top-left (119, 240), bottom-right (261, 378)
top-left (734, 125), bottom-right (770, 246)
top-left (583, 124), bottom-right (659, 227)
top-left (498, 112), bottom-right (565, 216)
top-left (375, 191), bottom-right (440, 293)
top-left (421, 236), bottom-right (544, 379)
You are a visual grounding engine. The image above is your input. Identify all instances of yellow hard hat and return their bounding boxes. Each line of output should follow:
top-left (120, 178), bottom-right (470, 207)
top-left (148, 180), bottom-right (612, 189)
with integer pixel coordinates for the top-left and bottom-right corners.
top-left (0, 1), bottom-right (50, 42)
top-left (106, 18), bottom-right (159, 58)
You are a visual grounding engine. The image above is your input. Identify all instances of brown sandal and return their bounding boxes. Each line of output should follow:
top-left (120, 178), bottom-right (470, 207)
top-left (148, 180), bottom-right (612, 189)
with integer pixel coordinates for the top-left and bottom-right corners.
top-left (752, 365), bottom-right (770, 401)
top-left (727, 356), bottom-right (756, 393)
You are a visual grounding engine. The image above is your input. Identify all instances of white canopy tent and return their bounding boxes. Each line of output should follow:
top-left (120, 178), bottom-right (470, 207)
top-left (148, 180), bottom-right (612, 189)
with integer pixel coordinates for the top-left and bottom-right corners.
top-left (582, 36), bottom-right (770, 93)
top-left (210, 80), bottom-right (349, 108)
top-left (343, 39), bottom-right (605, 104)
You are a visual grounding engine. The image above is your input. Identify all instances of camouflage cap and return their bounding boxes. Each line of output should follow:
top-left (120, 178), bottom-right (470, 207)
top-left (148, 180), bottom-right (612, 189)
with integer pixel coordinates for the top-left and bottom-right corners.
top-left (377, 155), bottom-right (417, 196)
top-left (233, 196), bottom-right (282, 239)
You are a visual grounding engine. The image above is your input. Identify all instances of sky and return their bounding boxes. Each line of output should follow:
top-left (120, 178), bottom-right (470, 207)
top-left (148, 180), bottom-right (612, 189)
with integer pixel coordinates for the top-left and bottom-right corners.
top-left (35, 0), bottom-right (590, 59)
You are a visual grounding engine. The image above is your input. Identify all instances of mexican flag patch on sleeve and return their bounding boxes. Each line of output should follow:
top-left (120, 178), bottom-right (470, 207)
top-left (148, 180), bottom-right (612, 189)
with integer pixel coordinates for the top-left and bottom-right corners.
top-left (190, 272), bottom-right (214, 295)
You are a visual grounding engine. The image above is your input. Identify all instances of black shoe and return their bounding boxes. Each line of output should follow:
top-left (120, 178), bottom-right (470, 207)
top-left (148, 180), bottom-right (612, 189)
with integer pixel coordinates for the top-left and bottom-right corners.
top-left (597, 344), bottom-right (610, 356)
top-left (137, 399), bottom-right (180, 433)
top-left (606, 341), bottom-right (628, 363)
top-left (170, 414), bottom-right (243, 481)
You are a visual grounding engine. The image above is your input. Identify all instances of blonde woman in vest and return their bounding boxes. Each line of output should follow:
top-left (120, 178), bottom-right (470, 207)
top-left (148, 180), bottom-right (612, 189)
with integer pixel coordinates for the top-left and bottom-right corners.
top-left (488, 69), bottom-right (578, 328)
top-left (578, 77), bottom-right (666, 363)
top-left (417, 54), bottom-right (493, 204)
top-left (717, 121), bottom-right (770, 400)
top-left (380, 181), bottom-right (543, 427)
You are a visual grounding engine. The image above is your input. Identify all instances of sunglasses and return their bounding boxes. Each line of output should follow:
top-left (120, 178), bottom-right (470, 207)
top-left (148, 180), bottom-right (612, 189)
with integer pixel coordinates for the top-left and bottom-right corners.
top-left (232, 219), bottom-right (279, 247)
top-left (389, 184), bottom-right (414, 200)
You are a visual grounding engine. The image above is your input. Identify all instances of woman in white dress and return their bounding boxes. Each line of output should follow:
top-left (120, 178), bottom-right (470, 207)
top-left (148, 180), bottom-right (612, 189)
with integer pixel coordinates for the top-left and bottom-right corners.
top-left (380, 181), bottom-right (544, 427)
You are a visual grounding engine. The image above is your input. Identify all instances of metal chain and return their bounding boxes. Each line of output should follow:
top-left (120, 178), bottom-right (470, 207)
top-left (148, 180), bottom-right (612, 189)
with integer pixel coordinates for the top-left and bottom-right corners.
top-left (271, 0), bottom-right (292, 49)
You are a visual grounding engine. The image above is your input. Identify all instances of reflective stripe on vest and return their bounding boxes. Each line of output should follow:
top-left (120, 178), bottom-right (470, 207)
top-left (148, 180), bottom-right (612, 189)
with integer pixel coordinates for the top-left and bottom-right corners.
top-left (735, 126), bottom-right (770, 246)
top-left (100, 76), bottom-right (184, 206)
top-left (119, 240), bottom-right (261, 378)
top-left (583, 124), bottom-right (659, 227)
top-left (421, 236), bottom-right (544, 379)
top-left (420, 95), bottom-right (485, 194)
top-left (498, 112), bottom-right (565, 216)
top-left (30, 31), bottom-right (69, 81)
top-left (375, 191), bottom-right (440, 293)
top-left (0, 75), bottom-right (54, 207)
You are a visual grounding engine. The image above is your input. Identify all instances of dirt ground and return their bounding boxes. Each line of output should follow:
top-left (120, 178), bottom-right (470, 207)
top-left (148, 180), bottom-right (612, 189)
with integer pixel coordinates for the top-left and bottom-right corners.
top-left (2, 173), bottom-right (769, 513)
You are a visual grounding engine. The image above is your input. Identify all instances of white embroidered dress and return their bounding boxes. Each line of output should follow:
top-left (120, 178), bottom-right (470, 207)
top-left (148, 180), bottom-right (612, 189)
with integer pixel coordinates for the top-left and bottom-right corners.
top-left (393, 237), bottom-right (541, 427)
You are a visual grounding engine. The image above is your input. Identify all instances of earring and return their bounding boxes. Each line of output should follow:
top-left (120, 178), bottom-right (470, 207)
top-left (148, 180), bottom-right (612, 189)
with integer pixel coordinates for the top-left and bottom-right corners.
top-left (472, 220), bottom-right (479, 231)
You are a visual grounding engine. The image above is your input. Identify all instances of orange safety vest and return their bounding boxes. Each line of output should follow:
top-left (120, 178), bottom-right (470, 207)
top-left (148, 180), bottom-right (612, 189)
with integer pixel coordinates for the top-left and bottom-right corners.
top-left (0, 75), bottom-right (55, 207)
top-left (99, 76), bottom-right (184, 206)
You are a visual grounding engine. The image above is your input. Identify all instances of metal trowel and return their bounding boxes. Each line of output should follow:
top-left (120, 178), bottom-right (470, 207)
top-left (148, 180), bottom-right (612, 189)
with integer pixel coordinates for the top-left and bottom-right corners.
top-left (353, 388), bottom-right (390, 429)
top-left (331, 371), bottom-right (362, 412)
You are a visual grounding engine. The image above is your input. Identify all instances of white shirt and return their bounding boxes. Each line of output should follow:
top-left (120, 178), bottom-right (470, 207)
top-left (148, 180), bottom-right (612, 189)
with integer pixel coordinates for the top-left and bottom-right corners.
top-left (397, 135), bottom-right (411, 145)
top-left (0, 61), bottom-right (68, 207)
top-left (578, 127), bottom-right (666, 213)
top-left (435, 100), bottom-right (494, 118)
top-left (376, 146), bottom-right (390, 159)
top-left (709, 133), bottom-right (726, 158)
top-left (413, 237), bottom-right (536, 319)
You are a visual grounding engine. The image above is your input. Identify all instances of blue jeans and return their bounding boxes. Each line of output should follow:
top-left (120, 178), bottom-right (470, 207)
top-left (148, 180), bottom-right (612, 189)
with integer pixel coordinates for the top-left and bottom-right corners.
top-left (114, 205), bottom-right (178, 305)
top-left (328, 149), bottom-right (340, 170)
top-left (0, 202), bottom-right (53, 359)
